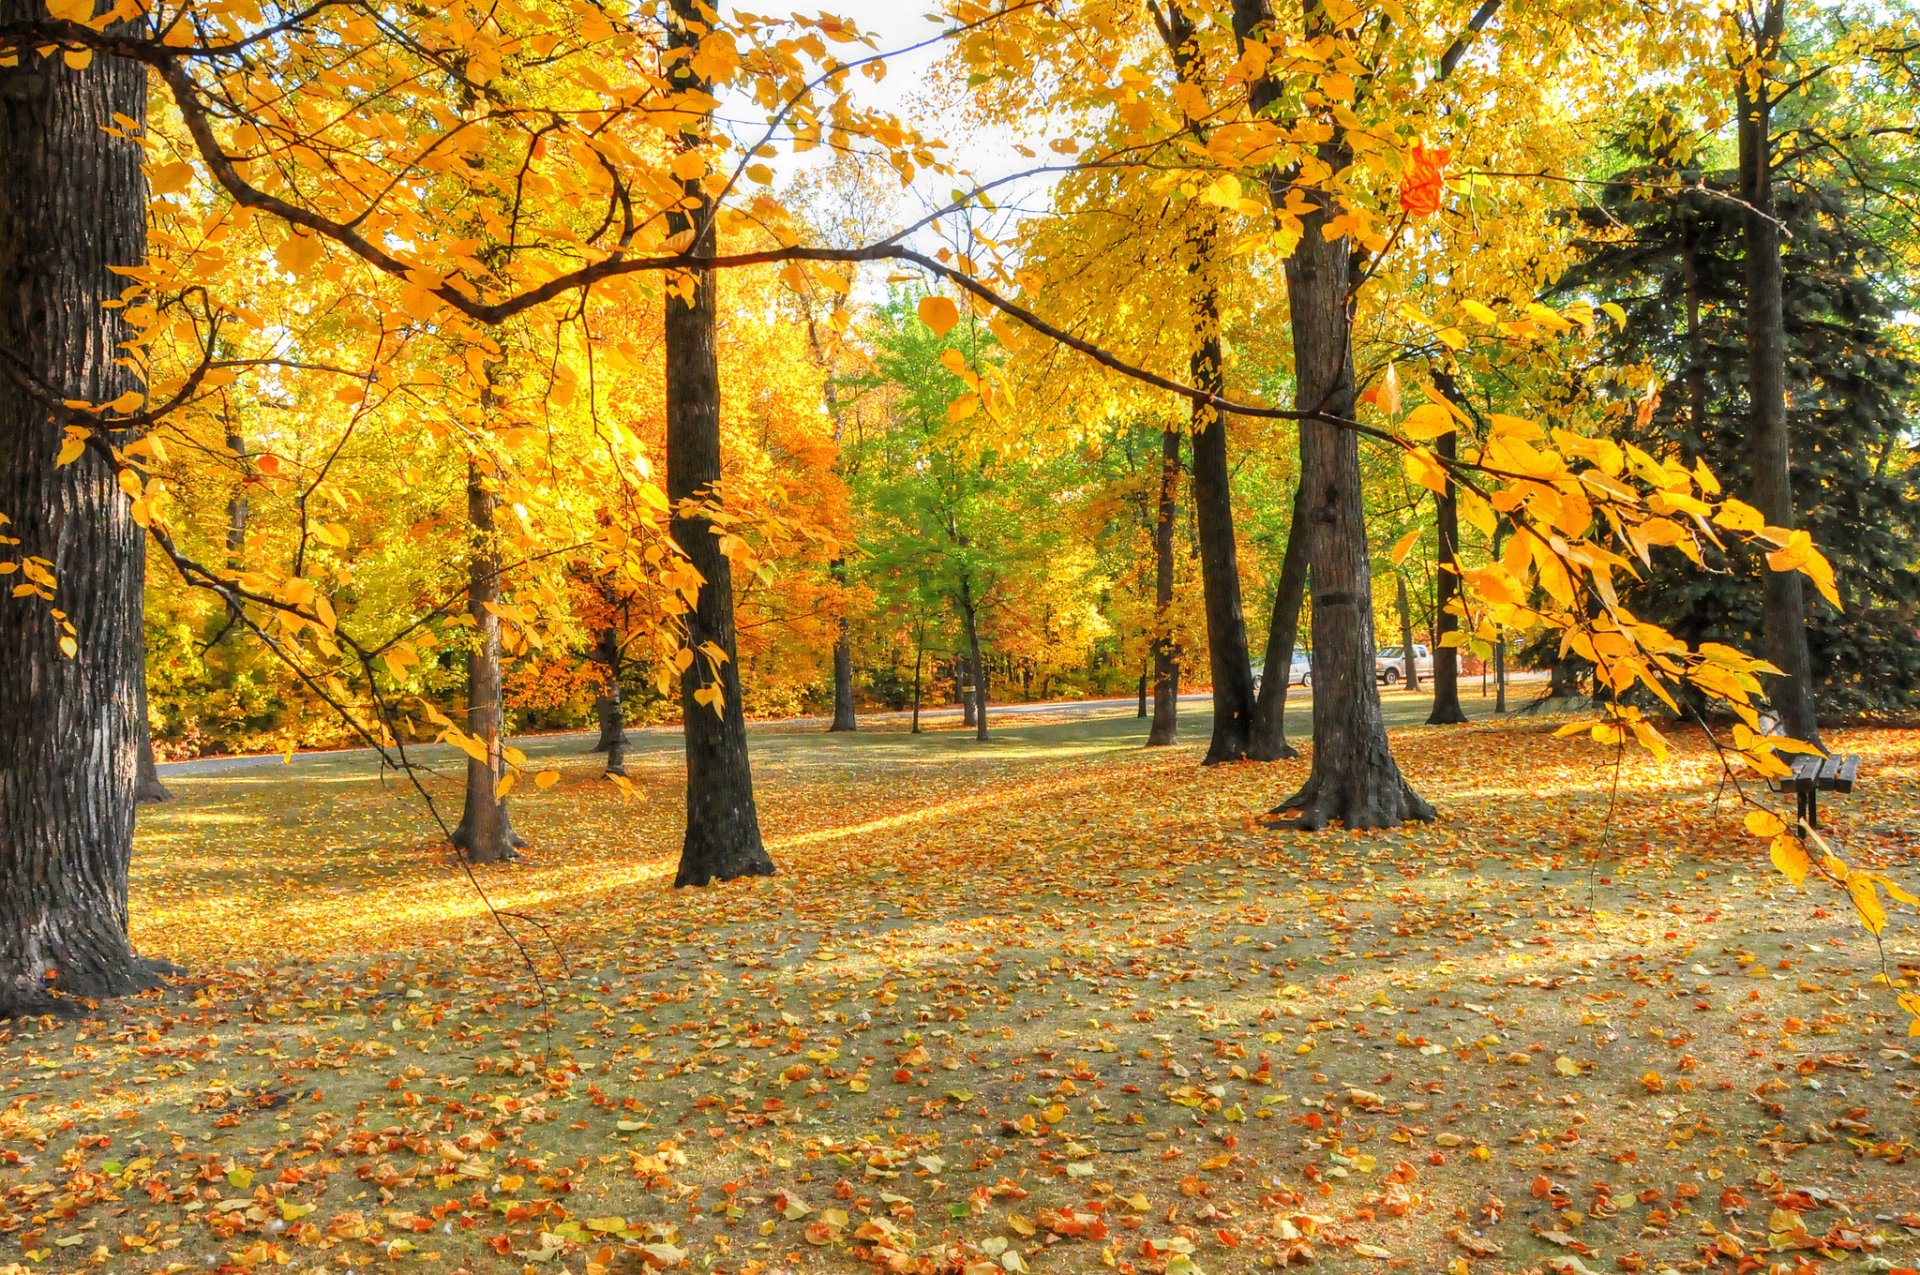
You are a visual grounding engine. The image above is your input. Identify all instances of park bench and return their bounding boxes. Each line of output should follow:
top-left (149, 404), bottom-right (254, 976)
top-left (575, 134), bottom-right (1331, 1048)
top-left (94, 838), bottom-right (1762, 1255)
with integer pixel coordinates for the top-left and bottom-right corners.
top-left (1768, 752), bottom-right (1862, 830)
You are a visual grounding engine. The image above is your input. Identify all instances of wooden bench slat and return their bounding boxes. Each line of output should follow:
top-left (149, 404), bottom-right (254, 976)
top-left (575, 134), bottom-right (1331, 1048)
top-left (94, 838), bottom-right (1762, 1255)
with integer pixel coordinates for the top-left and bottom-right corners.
top-left (1828, 754), bottom-right (1861, 793)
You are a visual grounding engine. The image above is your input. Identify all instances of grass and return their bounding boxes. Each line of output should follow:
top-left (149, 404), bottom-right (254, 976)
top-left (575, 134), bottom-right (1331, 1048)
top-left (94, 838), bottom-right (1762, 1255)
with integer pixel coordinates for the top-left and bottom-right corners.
top-left (3, 690), bottom-right (1918, 1275)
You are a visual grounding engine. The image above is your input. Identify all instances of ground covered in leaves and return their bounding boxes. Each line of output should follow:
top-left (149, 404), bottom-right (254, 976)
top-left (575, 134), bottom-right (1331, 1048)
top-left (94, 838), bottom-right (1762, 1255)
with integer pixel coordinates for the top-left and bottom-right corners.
top-left (4, 694), bottom-right (1919, 1275)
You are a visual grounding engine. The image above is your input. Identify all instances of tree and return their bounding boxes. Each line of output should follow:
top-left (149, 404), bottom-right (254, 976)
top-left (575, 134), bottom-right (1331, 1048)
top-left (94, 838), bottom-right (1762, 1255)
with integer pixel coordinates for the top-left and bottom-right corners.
top-left (1249, 486), bottom-right (1307, 760)
top-left (1156, 2), bottom-right (1258, 765)
top-left (1424, 375), bottom-right (1468, 724)
top-left (664, 0), bottom-right (772, 886)
top-left (1233, 0), bottom-right (1437, 829)
top-left (1733, 0), bottom-right (1823, 746)
top-left (1559, 139), bottom-right (1920, 715)
top-left (0, 11), bottom-right (171, 1014)
top-left (450, 458), bottom-right (526, 863)
top-left (1149, 423), bottom-right (1183, 747)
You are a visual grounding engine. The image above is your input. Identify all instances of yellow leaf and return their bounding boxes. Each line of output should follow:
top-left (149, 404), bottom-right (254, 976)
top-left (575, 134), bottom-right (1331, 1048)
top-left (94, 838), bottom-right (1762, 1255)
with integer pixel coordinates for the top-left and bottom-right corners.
top-left (1769, 834), bottom-right (1810, 887)
top-left (1390, 528), bottom-right (1420, 566)
top-left (534, 770), bottom-right (560, 790)
top-left (1401, 402), bottom-right (1456, 440)
top-left (918, 295), bottom-right (959, 337)
top-left (1744, 809), bottom-right (1786, 838)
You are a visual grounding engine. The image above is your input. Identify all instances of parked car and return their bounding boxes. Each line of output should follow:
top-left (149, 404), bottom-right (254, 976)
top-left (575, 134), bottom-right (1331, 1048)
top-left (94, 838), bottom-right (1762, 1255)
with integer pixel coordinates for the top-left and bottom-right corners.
top-left (1375, 644), bottom-right (1432, 685)
top-left (1290, 650), bottom-right (1313, 686)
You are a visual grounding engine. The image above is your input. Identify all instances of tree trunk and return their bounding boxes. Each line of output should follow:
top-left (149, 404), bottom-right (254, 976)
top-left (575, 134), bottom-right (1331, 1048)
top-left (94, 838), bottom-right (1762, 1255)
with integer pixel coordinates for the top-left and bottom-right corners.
top-left (664, 0), bottom-right (772, 887)
top-left (1187, 289), bottom-right (1256, 764)
top-left (451, 461), bottom-right (525, 863)
top-left (910, 633), bottom-right (923, 734)
top-left (1396, 573), bottom-right (1418, 690)
top-left (0, 19), bottom-right (173, 1014)
top-left (961, 594), bottom-right (988, 742)
top-left (134, 670), bottom-right (173, 805)
top-left (959, 654), bottom-right (976, 727)
top-left (589, 626), bottom-right (627, 776)
top-left (1736, 6), bottom-right (1823, 749)
top-left (828, 558), bottom-right (855, 732)
top-left (1548, 657), bottom-right (1582, 700)
top-left (1234, 0), bottom-right (1430, 829)
top-left (1149, 424), bottom-right (1182, 746)
top-left (1250, 484), bottom-right (1308, 760)
top-left (1425, 413), bottom-right (1467, 724)
top-left (1137, 670), bottom-right (1147, 718)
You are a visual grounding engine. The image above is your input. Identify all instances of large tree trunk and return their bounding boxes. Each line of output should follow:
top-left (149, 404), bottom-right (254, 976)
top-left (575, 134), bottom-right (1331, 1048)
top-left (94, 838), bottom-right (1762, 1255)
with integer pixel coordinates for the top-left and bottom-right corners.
top-left (665, 0), bottom-right (771, 887)
top-left (0, 19), bottom-right (172, 1015)
top-left (1237, 0), bottom-right (1429, 829)
top-left (451, 461), bottom-right (525, 863)
top-left (1249, 485), bottom-right (1308, 760)
top-left (1425, 414), bottom-right (1467, 724)
top-left (1736, 5), bottom-right (1822, 749)
top-left (1149, 425), bottom-right (1182, 746)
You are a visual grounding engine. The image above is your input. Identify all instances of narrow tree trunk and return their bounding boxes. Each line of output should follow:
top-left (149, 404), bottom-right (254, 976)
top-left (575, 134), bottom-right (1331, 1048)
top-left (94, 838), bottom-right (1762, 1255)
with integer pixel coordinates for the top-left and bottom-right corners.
top-left (1425, 413), bottom-right (1467, 724)
top-left (1137, 671), bottom-right (1148, 718)
top-left (1678, 201), bottom-right (1710, 461)
top-left (910, 634), bottom-right (923, 734)
top-left (1396, 573), bottom-right (1418, 690)
top-left (134, 670), bottom-right (173, 805)
top-left (1149, 424), bottom-right (1182, 746)
top-left (1736, 9), bottom-right (1822, 749)
top-left (1187, 292), bottom-right (1256, 764)
top-left (452, 461), bottom-right (525, 863)
top-left (828, 558), bottom-right (855, 732)
top-left (959, 654), bottom-right (976, 727)
top-left (590, 627), bottom-right (627, 776)
top-left (1237, 0), bottom-right (1430, 829)
top-left (1, 19), bottom-right (173, 1014)
top-left (664, 0), bottom-right (771, 886)
top-left (961, 599), bottom-right (988, 742)
top-left (1250, 485), bottom-right (1308, 760)
top-left (1494, 637), bottom-right (1507, 713)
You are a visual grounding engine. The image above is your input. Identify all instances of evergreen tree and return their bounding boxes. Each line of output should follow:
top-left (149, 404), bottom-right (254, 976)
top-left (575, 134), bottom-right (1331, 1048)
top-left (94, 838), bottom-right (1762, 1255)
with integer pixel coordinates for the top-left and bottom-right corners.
top-left (1560, 156), bottom-right (1920, 715)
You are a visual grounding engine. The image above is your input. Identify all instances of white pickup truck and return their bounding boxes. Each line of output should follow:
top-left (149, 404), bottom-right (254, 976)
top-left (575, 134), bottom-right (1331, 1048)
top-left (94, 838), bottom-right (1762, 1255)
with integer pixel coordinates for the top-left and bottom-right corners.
top-left (1375, 644), bottom-right (1432, 685)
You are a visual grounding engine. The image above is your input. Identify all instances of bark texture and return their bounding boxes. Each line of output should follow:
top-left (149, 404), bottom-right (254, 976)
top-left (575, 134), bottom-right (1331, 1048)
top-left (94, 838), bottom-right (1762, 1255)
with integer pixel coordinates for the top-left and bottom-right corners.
top-left (1240, 0), bottom-right (1428, 829)
top-left (1148, 425), bottom-right (1181, 747)
top-left (451, 461), bottom-right (525, 863)
top-left (960, 589), bottom-right (988, 742)
top-left (1, 20), bottom-right (172, 1014)
top-left (1395, 574), bottom-right (1418, 690)
top-left (1736, 4), bottom-right (1823, 749)
top-left (1187, 305), bottom-right (1256, 764)
top-left (1249, 485), bottom-right (1307, 761)
top-left (829, 619), bottom-right (855, 732)
top-left (589, 627), bottom-right (627, 776)
top-left (1425, 416), bottom-right (1467, 724)
top-left (666, 0), bottom-right (771, 887)
top-left (1155, 1), bottom-right (1253, 764)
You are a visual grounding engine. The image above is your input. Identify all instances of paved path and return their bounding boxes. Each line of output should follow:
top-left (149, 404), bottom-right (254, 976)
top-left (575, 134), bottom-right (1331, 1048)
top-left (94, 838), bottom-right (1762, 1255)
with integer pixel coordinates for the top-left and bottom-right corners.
top-left (160, 677), bottom-right (1549, 779)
